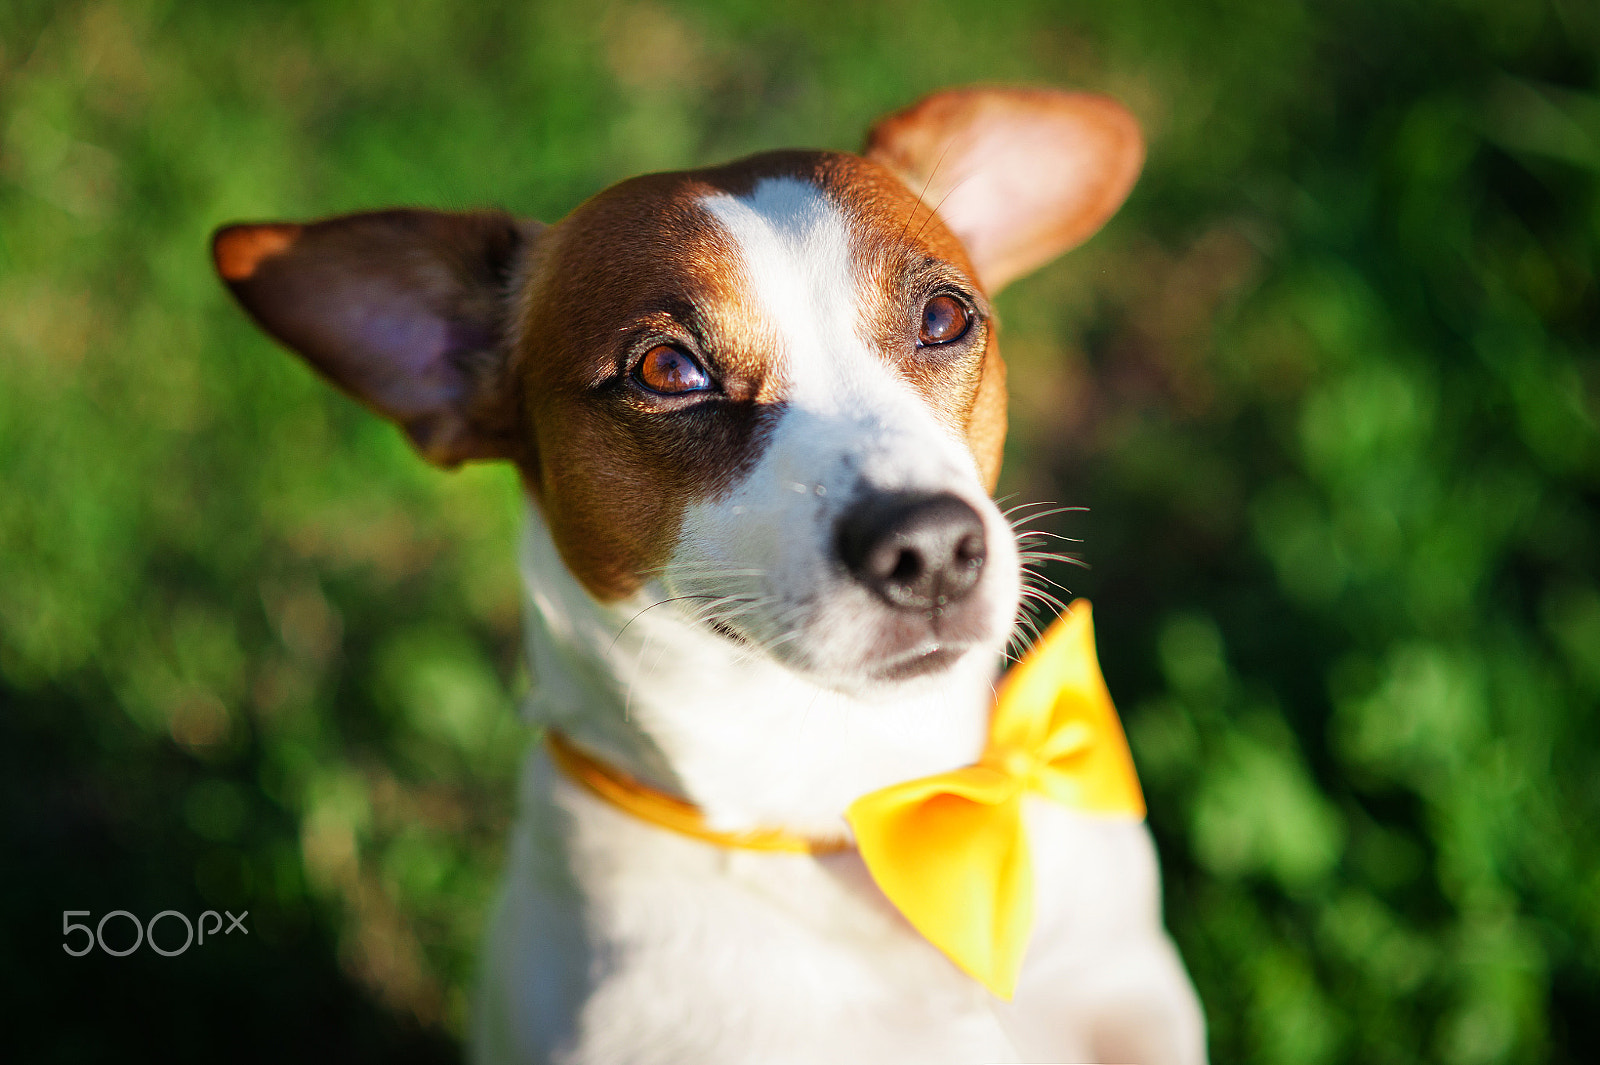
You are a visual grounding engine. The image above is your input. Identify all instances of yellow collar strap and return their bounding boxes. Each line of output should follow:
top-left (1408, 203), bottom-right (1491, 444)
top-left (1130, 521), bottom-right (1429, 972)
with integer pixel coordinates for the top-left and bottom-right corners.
top-left (545, 599), bottom-right (1145, 1000)
top-left (545, 729), bottom-right (851, 855)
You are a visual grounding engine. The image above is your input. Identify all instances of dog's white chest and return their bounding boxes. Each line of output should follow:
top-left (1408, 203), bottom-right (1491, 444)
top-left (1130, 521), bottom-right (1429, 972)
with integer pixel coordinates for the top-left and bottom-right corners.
top-left (472, 750), bottom-right (1203, 1065)
top-left (474, 752), bottom-right (1015, 1064)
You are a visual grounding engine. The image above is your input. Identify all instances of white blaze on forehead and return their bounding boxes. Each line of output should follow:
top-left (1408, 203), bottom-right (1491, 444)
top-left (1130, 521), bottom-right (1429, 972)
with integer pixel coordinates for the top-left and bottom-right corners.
top-left (699, 178), bottom-right (877, 409)
top-left (693, 175), bottom-right (981, 492)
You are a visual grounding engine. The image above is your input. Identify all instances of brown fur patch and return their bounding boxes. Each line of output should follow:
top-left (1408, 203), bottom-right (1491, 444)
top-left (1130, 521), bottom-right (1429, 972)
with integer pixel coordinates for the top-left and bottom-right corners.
top-left (509, 166), bottom-right (785, 601)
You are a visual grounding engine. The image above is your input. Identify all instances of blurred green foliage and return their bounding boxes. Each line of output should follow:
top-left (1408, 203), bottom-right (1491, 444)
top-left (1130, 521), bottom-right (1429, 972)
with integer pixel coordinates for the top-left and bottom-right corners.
top-left (2, 0), bottom-right (1596, 1061)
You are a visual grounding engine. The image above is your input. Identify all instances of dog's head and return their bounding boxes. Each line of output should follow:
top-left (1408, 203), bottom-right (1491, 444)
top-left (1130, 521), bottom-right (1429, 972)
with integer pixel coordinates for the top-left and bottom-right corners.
top-left (214, 88), bottom-right (1141, 697)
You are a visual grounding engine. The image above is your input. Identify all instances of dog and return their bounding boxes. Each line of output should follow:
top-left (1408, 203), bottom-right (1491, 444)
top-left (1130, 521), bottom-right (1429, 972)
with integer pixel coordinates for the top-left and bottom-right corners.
top-left (213, 85), bottom-right (1206, 1065)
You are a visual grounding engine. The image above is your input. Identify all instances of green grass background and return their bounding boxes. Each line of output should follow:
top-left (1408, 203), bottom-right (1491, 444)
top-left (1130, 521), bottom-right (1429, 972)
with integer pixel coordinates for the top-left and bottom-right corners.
top-left (3, 0), bottom-right (1597, 1061)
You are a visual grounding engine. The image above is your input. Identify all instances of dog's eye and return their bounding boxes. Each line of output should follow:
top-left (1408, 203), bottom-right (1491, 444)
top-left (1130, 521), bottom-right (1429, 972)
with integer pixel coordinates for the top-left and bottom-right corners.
top-left (919, 296), bottom-right (971, 346)
top-left (636, 345), bottom-right (712, 395)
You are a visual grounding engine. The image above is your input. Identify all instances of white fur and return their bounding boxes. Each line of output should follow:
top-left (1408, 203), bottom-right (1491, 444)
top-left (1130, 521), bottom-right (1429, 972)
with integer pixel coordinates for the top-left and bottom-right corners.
top-left (470, 178), bottom-right (1206, 1064)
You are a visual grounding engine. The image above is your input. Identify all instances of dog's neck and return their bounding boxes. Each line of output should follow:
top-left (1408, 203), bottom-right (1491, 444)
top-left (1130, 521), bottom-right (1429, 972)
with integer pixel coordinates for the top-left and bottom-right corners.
top-left (518, 502), bottom-right (997, 837)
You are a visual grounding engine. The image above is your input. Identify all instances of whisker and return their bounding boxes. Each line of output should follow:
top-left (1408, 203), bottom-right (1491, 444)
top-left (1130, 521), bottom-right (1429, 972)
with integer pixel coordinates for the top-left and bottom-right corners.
top-left (1019, 550), bottom-right (1088, 570)
top-left (612, 594), bottom-right (725, 650)
top-left (1009, 504), bottom-right (1088, 531)
top-left (898, 137), bottom-right (957, 246)
top-left (1021, 569), bottom-right (1075, 598)
top-left (1007, 609), bottom-right (1045, 661)
top-left (1021, 588), bottom-right (1071, 618)
top-left (1015, 529), bottom-right (1077, 545)
top-left (1002, 498), bottom-right (1063, 519)
top-left (912, 169), bottom-right (976, 245)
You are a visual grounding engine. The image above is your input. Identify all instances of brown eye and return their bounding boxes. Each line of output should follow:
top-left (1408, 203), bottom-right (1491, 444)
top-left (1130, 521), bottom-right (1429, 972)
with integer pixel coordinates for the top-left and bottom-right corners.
top-left (636, 345), bottom-right (712, 395)
top-left (919, 295), bottom-right (971, 346)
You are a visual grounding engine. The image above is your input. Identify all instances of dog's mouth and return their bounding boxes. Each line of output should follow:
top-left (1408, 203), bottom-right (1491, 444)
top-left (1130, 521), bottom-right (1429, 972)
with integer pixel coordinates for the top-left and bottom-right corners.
top-left (869, 642), bottom-right (969, 682)
top-left (705, 616), bottom-right (751, 646)
top-left (692, 604), bottom-right (979, 684)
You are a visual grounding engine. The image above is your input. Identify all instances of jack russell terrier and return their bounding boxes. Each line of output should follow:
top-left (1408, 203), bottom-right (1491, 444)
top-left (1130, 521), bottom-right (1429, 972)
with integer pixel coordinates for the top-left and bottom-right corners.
top-left (213, 85), bottom-right (1206, 1065)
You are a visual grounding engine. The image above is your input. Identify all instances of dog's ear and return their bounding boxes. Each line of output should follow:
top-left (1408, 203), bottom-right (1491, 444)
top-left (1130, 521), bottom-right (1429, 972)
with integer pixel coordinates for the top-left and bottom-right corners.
top-left (212, 209), bottom-right (541, 466)
top-left (865, 87), bottom-right (1143, 293)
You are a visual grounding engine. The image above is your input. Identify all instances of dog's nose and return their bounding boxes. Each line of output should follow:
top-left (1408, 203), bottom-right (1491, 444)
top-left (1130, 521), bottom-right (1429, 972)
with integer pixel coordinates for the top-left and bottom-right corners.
top-left (836, 492), bottom-right (987, 611)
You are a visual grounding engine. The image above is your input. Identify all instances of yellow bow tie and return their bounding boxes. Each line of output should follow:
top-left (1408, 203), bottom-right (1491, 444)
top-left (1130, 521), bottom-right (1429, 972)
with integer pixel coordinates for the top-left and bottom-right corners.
top-left (546, 599), bottom-right (1144, 1001)
top-left (845, 599), bottom-right (1145, 999)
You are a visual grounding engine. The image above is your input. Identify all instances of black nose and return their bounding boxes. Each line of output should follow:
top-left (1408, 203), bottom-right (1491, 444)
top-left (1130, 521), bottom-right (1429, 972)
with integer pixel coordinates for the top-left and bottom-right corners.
top-left (836, 491), bottom-right (988, 611)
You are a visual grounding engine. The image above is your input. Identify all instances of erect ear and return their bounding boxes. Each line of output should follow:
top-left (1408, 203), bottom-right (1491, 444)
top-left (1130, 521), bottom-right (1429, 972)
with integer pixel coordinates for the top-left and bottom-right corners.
top-left (212, 209), bottom-right (541, 467)
top-left (865, 87), bottom-right (1143, 293)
